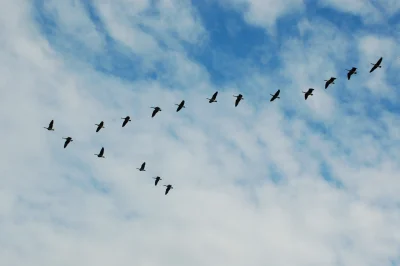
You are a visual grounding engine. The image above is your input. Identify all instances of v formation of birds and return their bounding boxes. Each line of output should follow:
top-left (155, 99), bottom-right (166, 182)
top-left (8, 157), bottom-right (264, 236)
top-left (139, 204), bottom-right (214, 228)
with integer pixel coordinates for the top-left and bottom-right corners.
top-left (44, 57), bottom-right (384, 195)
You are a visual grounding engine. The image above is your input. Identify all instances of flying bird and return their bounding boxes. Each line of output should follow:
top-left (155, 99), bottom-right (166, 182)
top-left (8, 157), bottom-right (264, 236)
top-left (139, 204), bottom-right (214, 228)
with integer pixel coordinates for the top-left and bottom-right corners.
top-left (95, 147), bottom-right (105, 158)
top-left (95, 121), bottom-right (105, 132)
top-left (207, 91), bottom-right (218, 103)
top-left (270, 90), bottom-right (280, 102)
top-left (62, 137), bottom-right (73, 148)
top-left (163, 184), bottom-right (173, 195)
top-left (324, 77), bottom-right (336, 89)
top-left (44, 120), bottom-right (54, 131)
top-left (369, 57), bottom-right (382, 73)
top-left (150, 107), bottom-right (161, 118)
top-left (153, 176), bottom-right (162, 186)
top-left (346, 67), bottom-right (357, 80)
top-left (175, 100), bottom-right (186, 112)
top-left (137, 162), bottom-right (146, 171)
top-left (302, 88), bottom-right (314, 100)
top-left (233, 94), bottom-right (244, 107)
top-left (121, 116), bottom-right (131, 127)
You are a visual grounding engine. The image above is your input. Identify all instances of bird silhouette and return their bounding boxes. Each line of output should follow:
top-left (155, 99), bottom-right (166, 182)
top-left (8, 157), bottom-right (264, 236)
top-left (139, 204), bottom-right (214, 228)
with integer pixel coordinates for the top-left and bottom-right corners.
top-left (324, 77), bottom-right (336, 89)
top-left (95, 147), bottom-right (105, 158)
top-left (95, 121), bottom-right (105, 132)
top-left (346, 67), bottom-right (357, 80)
top-left (153, 176), bottom-right (162, 186)
top-left (207, 91), bottom-right (218, 103)
top-left (370, 57), bottom-right (382, 73)
top-left (150, 107), bottom-right (161, 118)
top-left (44, 120), bottom-right (54, 131)
top-left (270, 90), bottom-right (280, 102)
top-left (121, 116), bottom-right (131, 127)
top-left (175, 100), bottom-right (186, 112)
top-left (233, 94), bottom-right (244, 107)
top-left (62, 137), bottom-right (73, 148)
top-left (302, 88), bottom-right (314, 100)
top-left (164, 184), bottom-right (173, 195)
top-left (137, 162), bottom-right (146, 171)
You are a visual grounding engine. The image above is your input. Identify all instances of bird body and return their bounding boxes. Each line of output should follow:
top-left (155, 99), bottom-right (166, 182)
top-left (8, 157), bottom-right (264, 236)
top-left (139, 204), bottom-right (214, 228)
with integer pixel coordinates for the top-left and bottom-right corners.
top-left (95, 147), bottom-right (105, 158)
top-left (302, 88), bottom-right (314, 100)
top-left (324, 77), bottom-right (336, 89)
top-left (44, 120), bottom-right (54, 131)
top-left (346, 67), bottom-right (357, 80)
top-left (175, 100), bottom-right (185, 112)
top-left (153, 176), bottom-right (162, 186)
top-left (370, 57), bottom-right (382, 73)
top-left (137, 162), bottom-right (146, 171)
top-left (270, 90), bottom-right (280, 102)
top-left (62, 137), bottom-right (72, 148)
top-left (95, 121), bottom-right (105, 132)
top-left (164, 184), bottom-right (173, 195)
top-left (151, 107), bottom-right (161, 118)
top-left (207, 91), bottom-right (218, 103)
top-left (233, 94), bottom-right (243, 107)
top-left (121, 116), bottom-right (131, 127)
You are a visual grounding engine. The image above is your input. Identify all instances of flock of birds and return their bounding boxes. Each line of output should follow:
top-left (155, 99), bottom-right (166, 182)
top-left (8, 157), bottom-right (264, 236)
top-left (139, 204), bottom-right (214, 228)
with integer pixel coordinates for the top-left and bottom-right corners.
top-left (43, 57), bottom-right (384, 195)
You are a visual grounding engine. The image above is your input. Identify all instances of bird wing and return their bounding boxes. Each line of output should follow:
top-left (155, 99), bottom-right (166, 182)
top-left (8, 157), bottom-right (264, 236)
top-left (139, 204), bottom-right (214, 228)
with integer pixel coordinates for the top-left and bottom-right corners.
top-left (49, 120), bottom-right (54, 127)
top-left (213, 91), bottom-right (218, 98)
top-left (100, 147), bottom-right (104, 154)
top-left (347, 72), bottom-right (351, 80)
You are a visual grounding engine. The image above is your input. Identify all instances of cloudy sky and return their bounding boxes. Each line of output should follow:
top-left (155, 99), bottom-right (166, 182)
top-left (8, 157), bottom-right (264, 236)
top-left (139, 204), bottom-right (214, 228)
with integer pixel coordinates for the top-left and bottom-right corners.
top-left (1, 0), bottom-right (400, 265)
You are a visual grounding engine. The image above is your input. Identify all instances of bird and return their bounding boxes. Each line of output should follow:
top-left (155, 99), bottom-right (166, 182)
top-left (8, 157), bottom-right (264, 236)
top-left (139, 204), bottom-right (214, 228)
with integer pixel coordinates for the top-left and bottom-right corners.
top-left (121, 116), bottom-right (131, 127)
top-left (175, 100), bottom-right (186, 112)
top-left (346, 67), bottom-right (357, 80)
top-left (150, 107), bottom-right (161, 118)
top-left (302, 88), bottom-right (314, 100)
top-left (163, 184), bottom-right (173, 195)
top-left (137, 162), bottom-right (146, 171)
top-left (324, 77), bottom-right (336, 89)
top-left (153, 176), bottom-right (162, 186)
top-left (233, 94), bottom-right (244, 107)
top-left (95, 121), bottom-right (105, 132)
top-left (62, 137), bottom-right (73, 148)
top-left (95, 147), bottom-right (105, 158)
top-left (44, 120), bottom-right (54, 131)
top-left (270, 90), bottom-right (280, 102)
top-left (369, 57), bottom-right (382, 73)
top-left (207, 91), bottom-right (218, 103)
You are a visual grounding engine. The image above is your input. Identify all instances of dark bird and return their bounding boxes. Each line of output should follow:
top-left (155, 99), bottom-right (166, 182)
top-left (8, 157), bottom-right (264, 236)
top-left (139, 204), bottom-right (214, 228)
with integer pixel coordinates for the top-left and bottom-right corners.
top-left (207, 91), bottom-right (218, 103)
top-left (302, 88), bottom-right (314, 100)
top-left (175, 100), bottom-right (186, 112)
top-left (370, 57), bottom-right (382, 73)
top-left (163, 184), bottom-right (173, 195)
top-left (346, 67), bottom-right (357, 80)
top-left (270, 90), bottom-right (280, 102)
top-left (153, 176), bottom-right (162, 186)
top-left (121, 116), bottom-right (131, 127)
top-left (44, 120), bottom-right (55, 131)
top-left (324, 77), bottom-right (336, 89)
top-left (62, 137), bottom-right (73, 148)
top-left (150, 107), bottom-right (161, 118)
top-left (233, 94), bottom-right (244, 107)
top-left (137, 162), bottom-right (146, 171)
top-left (95, 147), bottom-right (105, 158)
top-left (95, 121), bottom-right (105, 132)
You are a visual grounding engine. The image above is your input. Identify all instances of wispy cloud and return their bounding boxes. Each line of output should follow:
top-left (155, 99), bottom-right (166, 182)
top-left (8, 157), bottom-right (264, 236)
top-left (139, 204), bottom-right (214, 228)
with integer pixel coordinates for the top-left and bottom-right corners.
top-left (1, 0), bottom-right (400, 265)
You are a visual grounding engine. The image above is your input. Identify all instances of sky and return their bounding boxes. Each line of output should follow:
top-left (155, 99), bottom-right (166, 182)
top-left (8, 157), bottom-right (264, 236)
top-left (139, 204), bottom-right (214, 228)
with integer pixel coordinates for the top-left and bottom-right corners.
top-left (1, 0), bottom-right (400, 265)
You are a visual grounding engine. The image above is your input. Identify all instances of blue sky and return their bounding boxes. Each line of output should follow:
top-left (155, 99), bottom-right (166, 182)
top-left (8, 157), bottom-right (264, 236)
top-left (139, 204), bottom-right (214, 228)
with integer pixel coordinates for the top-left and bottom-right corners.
top-left (1, 0), bottom-right (400, 265)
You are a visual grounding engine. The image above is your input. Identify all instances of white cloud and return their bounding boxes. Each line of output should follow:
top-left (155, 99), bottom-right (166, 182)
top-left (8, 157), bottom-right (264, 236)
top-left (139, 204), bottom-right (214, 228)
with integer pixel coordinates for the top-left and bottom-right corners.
top-left (1, 1), bottom-right (400, 266)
